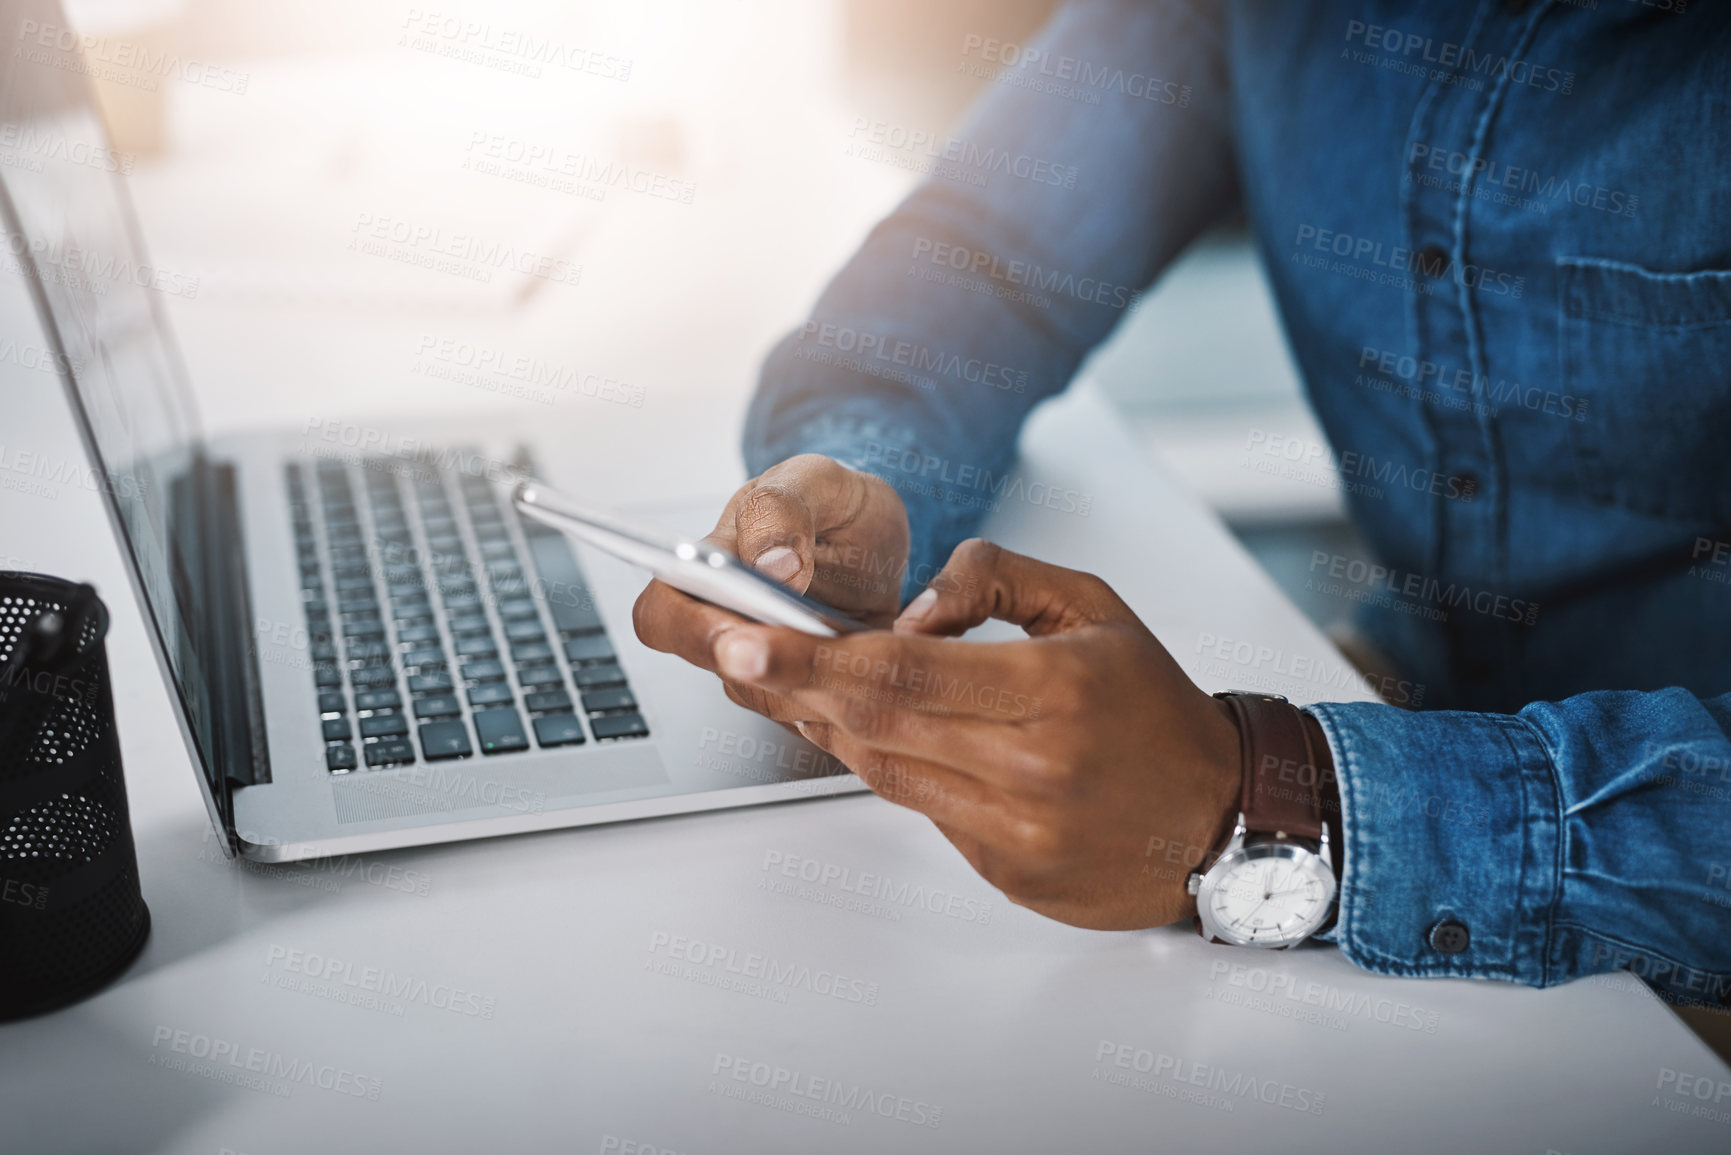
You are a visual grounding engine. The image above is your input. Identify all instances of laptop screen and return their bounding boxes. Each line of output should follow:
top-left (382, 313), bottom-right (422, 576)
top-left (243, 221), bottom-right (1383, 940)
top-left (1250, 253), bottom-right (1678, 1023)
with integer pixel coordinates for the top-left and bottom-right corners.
top-left (0, 0), bottom-right (224, 798)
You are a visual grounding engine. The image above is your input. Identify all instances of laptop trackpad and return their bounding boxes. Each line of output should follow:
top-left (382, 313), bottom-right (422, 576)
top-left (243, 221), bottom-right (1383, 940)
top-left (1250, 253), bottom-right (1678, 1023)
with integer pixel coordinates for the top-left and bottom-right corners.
top-left (330, 744), bottom-right (669, 825)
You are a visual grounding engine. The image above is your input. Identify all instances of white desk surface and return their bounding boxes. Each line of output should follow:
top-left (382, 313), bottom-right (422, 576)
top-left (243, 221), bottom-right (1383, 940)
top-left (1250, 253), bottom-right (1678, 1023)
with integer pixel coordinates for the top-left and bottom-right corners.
top-left (4, 334), bottom-right (1730, 1153)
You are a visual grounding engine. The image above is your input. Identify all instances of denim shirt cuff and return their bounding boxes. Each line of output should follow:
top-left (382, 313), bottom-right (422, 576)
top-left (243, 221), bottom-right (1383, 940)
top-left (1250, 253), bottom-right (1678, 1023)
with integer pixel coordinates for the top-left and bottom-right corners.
top-left (1304, 703), bottom-right (1563, 987)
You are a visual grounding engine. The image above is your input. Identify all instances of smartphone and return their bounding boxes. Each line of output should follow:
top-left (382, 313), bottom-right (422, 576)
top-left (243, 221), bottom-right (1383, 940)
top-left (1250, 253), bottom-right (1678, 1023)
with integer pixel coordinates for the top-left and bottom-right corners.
top-left (512, 480), bottom-right (868, 638)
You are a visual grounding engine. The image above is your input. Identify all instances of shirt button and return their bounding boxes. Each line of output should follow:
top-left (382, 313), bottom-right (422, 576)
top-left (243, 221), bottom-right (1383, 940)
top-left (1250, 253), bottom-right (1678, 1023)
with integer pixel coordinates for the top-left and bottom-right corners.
top-left (1452, 472), bottom-right (1479, 501)
top-left (1429, 919), bottom-right (1471, 954)
top-left (1417, 244), bottom-right (1451, 278)
top-left (1504, 0), bottom-right (1533, 13)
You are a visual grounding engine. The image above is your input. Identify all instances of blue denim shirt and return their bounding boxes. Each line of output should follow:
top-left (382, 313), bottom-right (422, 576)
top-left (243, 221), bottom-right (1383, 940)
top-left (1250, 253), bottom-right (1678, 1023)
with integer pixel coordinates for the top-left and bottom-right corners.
top-left (742, 0), bottom-right (1731, 1003)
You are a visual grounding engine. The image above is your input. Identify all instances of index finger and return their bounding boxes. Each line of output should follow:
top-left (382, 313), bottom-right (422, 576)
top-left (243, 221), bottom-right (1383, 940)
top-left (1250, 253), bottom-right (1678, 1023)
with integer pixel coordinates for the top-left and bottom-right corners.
top-left (631, 575), bottom-right (751, 674)
top-left (713, 625), bottom-right (1052, 725)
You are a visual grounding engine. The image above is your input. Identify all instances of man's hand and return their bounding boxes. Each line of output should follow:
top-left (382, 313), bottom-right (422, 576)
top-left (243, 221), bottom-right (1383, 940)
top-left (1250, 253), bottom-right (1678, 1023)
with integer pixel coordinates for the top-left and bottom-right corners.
top-left (632, 454), bottom-right (910, 724)
top-left (707, 538), bottom-right (1244, 930)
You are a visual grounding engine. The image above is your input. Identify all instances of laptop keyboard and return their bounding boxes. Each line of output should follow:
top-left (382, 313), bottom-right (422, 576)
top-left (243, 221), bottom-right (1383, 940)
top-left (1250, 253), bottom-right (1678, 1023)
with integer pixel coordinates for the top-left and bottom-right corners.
top-left (283, 448), bottom-right (649, 775)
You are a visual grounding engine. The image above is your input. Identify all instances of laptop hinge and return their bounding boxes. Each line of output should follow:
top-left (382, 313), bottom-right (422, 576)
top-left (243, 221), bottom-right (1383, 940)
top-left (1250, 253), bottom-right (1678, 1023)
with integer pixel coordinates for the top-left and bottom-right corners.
top-left (194, 455), bottom-right (273, 792)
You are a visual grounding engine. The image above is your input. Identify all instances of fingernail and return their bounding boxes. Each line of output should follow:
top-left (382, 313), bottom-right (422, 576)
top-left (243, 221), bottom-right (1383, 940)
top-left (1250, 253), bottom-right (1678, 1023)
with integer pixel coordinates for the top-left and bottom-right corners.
top-left (715, 631), bottom-right (769, 681)
top-left (898, 588), bottom-right (939, 625)
top-left (754, 546), bottom-right (800, 583)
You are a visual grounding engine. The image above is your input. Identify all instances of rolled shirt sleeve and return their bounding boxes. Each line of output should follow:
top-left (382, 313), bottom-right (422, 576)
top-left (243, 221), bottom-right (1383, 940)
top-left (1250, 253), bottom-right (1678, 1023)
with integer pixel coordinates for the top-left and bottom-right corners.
top-left (743, 0), bottom-right (1240, 601)
top-left (1308, 688), bottom-right (1731, 1005)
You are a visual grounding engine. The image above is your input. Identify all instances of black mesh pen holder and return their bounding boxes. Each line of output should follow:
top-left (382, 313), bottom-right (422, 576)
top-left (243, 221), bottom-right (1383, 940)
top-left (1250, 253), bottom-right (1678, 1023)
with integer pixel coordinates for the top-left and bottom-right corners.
top-left (0, 573), bottom-right (149, 1020)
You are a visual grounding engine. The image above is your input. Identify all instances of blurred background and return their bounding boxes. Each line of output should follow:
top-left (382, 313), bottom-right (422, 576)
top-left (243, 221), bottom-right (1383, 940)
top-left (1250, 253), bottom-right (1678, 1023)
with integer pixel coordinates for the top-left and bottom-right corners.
top-left (55, 0), bottom-right (1371, 636)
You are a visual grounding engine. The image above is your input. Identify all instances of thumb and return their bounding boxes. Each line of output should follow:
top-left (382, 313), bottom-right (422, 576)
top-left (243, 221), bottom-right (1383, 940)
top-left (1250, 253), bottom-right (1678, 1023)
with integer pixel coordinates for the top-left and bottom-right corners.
top-left (893, 538), bottom-right (1130, 638)
top-left (732, 481), bottom-right (817, 593)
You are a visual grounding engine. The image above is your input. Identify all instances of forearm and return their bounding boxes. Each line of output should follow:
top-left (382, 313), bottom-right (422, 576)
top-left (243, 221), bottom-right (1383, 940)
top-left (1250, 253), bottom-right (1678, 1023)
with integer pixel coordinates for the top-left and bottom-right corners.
top-left (744, 0), bottom-right (1239, 599)
top-left (1307, 688), bottom-right (1731, 1004)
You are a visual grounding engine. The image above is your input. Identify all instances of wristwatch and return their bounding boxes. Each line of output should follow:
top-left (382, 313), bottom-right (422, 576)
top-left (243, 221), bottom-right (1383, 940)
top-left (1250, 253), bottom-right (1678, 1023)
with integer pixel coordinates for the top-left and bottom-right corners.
top-left (1187, 691), bottom-right (1339, 949)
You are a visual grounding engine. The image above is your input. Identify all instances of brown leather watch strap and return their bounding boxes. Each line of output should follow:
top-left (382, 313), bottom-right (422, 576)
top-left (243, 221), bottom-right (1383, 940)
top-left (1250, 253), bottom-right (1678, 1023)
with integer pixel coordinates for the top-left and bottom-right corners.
top-left (1214, 692), bottom-right (1325, 843)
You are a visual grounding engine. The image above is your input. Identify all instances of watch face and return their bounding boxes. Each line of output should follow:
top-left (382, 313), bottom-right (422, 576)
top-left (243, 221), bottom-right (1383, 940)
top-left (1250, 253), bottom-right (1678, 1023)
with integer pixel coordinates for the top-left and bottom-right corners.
top-left (1200, 843), bottom-right (1336, 948)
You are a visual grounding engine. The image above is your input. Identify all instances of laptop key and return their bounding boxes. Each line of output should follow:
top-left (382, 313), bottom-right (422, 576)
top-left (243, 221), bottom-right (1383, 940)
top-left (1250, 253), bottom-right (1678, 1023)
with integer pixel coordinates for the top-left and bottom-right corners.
top-left (574, 663), bottom-right (626, 689)
top-left (326, 743), bottom-right (358, 772)
top-left (526, 537), bottom-right (603, 634)
top-left (498, 598), bottom-right (538, 620)
top-left (322, 717), bottom-right (352, 742)
top-left (364, 737), bottom-right (416, 767)
top-left (524, 689), bottom-right (573, 714)
top-left (409, 671), bottom-right (453, 695)
top-left (468, 683), bottom-right (514, 707)
top-left (454, 635), bottom-right (499, 658)
top-left (564, 635), bottom-right (615, 664)
top-left (532, 713), bottom-right (586, 748)
top-left (351, 665), bottom-right (397, 689)
top-left (581, 686), bottom-right (637, 714)
top-left (591, 712), bottom-right (649, 740)
top-left (360, 713), bottom-right (410, 739)
top-left (516, 664), bottom-right (564, 688)
top-left (449, 614), bottom-right (490, 636)
top-left (504, 619), bottom-right (545, 643)
top-left (318, 691), bottom-right (348, 714)
top-left (473, 707), bottom-right (530, 754)
top-left (462, 658), bottom-right (507, 682)
top-left (510, 640), bottom-right (554, 664)
top-left (419, 721), bottom-right (473, 761)
top-left (414, 693), bottom-right (462, 719)
top-left (354, 688), bottom-right (402, 711)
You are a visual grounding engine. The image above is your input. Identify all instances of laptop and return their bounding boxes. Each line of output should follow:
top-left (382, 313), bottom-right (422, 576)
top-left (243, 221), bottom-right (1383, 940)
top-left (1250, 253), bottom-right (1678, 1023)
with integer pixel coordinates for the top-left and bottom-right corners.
top-left (0, 0), bottom-right (864, 861)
